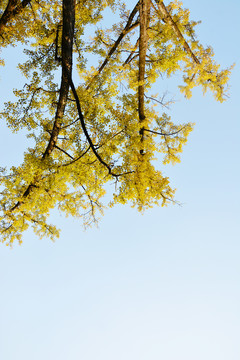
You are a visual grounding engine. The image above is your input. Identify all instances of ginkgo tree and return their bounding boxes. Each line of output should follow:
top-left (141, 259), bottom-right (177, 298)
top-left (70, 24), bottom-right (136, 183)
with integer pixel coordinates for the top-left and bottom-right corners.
top-left (0, 0), bottom-right (232, 245)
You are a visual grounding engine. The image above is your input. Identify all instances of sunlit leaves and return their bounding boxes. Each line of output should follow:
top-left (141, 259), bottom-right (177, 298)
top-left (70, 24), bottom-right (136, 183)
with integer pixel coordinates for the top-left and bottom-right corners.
top-left (0, 0), bottom-right (232, 245)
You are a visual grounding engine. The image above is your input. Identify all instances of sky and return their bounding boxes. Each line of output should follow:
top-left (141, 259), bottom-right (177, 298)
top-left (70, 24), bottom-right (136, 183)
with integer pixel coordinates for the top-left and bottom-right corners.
top-left (0, 1), bottom-right (240, 359)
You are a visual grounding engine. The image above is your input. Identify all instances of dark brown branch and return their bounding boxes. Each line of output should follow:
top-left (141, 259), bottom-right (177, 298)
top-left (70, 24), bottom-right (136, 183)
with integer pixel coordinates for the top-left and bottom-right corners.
top-left (69, 76), bottom-right (134, 178)
top-left (0, 0), bottom-right (31, 36)
top-left (61, 146), bottom-right (91, 167)
top-left (123, 37), bottom-right (139, 65)
top-left (20, 87), bottom-right (41, 127)
top-left (10, 0), bottom-right (75, 212)
top-left (61, 117), bottom-right (80, 129)
top-left (55, 24), bottom-right (62, 62)
top-left (86, 2), bottom-right (140, 90)
top-left (69, 78), bottom-right (118, 177)
top-left (54, 145), bottom-right (74, 159)
top-left (138, 0), bottom-right (151, 154)
top-left (144, 126), bottom-right (188, 137)
top-left (60, 129), bottom-right (125, 168)
top-left (43, 0), bottom-right (75, 158)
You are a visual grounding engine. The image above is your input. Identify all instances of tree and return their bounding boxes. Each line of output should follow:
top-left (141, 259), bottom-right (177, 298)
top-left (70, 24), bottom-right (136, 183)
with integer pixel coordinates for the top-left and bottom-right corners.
top-left (0, 0), bottom-right (232, 245)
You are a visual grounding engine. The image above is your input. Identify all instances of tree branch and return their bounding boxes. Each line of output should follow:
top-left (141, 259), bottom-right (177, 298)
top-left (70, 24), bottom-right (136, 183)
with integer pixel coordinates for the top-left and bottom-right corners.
top-left (0, 0), bottom-right (31, 36)
top-left (9, 0), bottom-right (75, 212)
top-left (60, 146), bottom-right (91, 167)
top-left (144, 125), bottom-right (188, 137)
top-left (138, 0), bottom-right (151, 154)
top-left (43, 0), bottom-right (75, 158)
top-left (54, 145), bottom-right (74, 159)
top-left (144, 93), bottom-right (173, 109)
top-left (69, 77), bottom-right (120, 178)
top-left (123, 37), bottom-right (139, 65)
top-left (154, 0), bottom-right (200, 65)
top-left (86, 2), bottom-right (140, 90)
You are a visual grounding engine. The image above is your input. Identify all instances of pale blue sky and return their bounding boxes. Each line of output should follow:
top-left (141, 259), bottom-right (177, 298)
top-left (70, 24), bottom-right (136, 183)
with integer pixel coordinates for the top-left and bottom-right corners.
top-left (0, 1), bottom-right (240, 359)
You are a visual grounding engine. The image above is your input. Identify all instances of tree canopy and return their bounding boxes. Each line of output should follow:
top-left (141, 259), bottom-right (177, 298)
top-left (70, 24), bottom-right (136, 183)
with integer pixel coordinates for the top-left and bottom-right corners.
top-left (0, 0), bottom-right (232, 245)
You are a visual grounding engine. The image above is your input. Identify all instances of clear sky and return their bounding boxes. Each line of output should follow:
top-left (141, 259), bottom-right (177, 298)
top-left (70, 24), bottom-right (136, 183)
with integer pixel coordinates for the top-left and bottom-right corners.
top-left (0, 1), bottom-right (240, 359)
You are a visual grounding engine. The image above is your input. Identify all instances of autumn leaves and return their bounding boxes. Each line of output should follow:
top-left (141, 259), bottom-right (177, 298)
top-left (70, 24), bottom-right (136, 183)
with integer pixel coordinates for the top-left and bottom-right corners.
top-left (0, 0), bottom-right (231, 244)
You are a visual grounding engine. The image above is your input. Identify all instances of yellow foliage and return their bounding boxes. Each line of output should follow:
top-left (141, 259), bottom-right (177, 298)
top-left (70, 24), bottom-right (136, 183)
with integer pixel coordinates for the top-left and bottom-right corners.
top-left (0, 0), bottom-right (232, 244)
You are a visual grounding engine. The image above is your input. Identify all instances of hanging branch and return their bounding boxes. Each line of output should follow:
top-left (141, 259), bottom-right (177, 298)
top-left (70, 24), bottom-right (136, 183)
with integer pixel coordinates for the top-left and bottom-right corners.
top-left (69, 76), bottom-right (133, 179)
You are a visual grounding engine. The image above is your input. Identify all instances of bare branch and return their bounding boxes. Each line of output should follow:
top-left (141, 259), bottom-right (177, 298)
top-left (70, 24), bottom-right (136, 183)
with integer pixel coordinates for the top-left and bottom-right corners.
top-left (144, 93), bottom-right (174, 109)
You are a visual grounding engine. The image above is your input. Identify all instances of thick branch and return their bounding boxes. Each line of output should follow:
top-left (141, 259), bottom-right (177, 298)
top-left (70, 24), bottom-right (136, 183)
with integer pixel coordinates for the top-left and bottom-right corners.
top-left (0, 0), bottom-right (31, 36)
top-left (43, 0), bottom-right (75, 158)
top-left (10, 0), bottom-right (75, 212)
top-left (138, 0), bottom-right (150, 154)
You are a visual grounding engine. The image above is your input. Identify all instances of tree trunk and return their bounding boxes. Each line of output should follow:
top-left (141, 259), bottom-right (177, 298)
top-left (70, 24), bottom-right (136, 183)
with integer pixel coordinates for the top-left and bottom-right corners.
top-left (43, 0), bottom-right (75, 158)
top-left (138, 0), bottom-right (150, 154)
